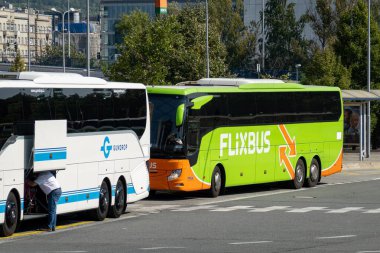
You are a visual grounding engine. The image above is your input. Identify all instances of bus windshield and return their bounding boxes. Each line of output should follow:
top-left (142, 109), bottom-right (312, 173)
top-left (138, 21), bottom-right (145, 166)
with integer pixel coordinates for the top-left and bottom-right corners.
top-left (149, 94), bottom-right (186, 157)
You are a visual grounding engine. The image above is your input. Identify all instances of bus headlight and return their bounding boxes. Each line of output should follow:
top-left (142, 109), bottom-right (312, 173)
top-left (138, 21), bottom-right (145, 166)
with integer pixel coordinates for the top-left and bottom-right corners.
top-left (168, 169), bottom-right (182, 181)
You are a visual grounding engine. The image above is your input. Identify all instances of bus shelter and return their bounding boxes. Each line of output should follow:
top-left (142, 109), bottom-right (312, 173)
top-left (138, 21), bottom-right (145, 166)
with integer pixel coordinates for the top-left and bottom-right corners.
top-left (341, 90), bottom-right (380, 161)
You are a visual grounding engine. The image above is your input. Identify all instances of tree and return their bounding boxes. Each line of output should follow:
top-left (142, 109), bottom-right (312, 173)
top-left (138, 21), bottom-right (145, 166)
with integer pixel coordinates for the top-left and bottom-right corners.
top-left (9, 51), bottom-right (26, 72)
top-left (106, 5), bottom-right (229, 85)
top-left (37, 45), bottom-right (86, 68)
top-left (264, 0), bottom-right (309, 75)
top-left (306, 0), bottom-right (337, 50)
top-left (334, 0), bottom-right (380, 89)
top-left (301, 46), bottom-right (350, 89)
top-left (208, 0), bottom-right (256, 74)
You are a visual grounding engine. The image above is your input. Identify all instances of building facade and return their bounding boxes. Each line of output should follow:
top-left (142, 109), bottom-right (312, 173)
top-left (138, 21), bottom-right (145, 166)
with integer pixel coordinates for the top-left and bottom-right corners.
top-left (100, 0), bottom-right (197, 63)
top-left (0, 4), bottom-right (52, 63)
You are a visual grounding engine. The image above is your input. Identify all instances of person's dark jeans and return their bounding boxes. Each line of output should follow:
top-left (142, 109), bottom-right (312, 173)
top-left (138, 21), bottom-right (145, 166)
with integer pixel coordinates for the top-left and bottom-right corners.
top-left (47, 188), bottom-right (62, 230)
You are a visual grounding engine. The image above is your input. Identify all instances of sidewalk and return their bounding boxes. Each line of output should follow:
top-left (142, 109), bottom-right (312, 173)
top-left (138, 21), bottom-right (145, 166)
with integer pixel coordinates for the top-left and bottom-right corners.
top-left (343, 149), bottom-right (380, 170)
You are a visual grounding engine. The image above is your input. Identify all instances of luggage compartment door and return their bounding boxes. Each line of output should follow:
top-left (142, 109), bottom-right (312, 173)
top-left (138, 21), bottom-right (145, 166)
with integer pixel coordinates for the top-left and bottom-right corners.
top-left (33, 120), bottom-right (67, 172)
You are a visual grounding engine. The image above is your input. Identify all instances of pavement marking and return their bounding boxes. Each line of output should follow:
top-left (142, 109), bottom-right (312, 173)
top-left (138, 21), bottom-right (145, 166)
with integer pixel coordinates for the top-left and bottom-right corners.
top-left (56, 221), bottom-right (93, 230)
top-left (316, 235), bottom-right (357, 240)
top-left (172, 205), bottom-right (217, 212)
top-left (287, 207), bottom-right (329, 213)
top-left (210, 205), bottom-right (253, 212)
top-left (201, 189), bottom-right (304, 205)
top-left (357, 251), bottom-right (380, 253)
top-left (327, 207), bottom-right (364, 213)
top-left (364, 208), bottom-right (380, 214)
top-left (52, 251), bottom-right (88, 253)
top-left (201, 178), bottom-right (380, 206)
top-left (249, 206), bottom-right (291, 212)
top-left (139, 247), bottom-right (186, 250)
top-left (229, 241), bottom-right (273, 245)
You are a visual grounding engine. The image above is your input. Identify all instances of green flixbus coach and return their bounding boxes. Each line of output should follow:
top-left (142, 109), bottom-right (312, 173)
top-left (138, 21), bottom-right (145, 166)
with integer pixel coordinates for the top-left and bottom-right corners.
top-left (148, 78), bottom-right (343, 197)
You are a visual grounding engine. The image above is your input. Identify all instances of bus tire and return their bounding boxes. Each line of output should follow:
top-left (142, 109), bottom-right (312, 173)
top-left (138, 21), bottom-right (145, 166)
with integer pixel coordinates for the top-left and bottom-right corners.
top-left (0, 192), bottom-right (18, 237)
top-left (108, 179), bottom-right (126, 218)
top-left (306, 158), bottom-right (320, 187)
top-left (291, 159), bottom-right (305, 189)
top-left (209, 166), bottom-right (222, 198)
top-left (92, 181), bottom-right (110, 221)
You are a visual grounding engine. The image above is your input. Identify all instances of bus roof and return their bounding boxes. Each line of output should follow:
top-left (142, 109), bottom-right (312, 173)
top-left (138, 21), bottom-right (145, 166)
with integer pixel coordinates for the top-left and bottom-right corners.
top-left (148, 81), bottom-right (341, 96)
top-left (0, 72), bottom-right (146, 89)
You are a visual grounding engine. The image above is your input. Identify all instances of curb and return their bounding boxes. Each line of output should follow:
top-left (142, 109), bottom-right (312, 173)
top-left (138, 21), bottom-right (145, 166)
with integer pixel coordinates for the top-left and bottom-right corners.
top-left (343, 162), bottom-right (380, 170)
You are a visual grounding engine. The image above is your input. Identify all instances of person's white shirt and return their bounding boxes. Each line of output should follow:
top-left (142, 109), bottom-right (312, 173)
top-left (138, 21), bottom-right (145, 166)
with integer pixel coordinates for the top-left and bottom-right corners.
top-left (34, 171), bottom-right (61, 195)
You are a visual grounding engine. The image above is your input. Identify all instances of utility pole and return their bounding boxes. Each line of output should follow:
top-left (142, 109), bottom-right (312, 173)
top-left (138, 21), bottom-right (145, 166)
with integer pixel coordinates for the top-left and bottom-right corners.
top-left (262, 0), bottom-right (265, 73)
top-left (27, 0), bottom-right (30, 71)
top-left (68, 0), bottom-right (71, 59)
top-left (206, 0), bottom-right (210, 78)
top-left (87, 0), bottom-right (90, 76)
top-left (367, 0), bottom-right (371, 158)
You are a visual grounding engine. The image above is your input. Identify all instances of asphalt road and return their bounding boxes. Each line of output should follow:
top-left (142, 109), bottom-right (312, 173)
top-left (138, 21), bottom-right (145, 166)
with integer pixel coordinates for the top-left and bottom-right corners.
top-left (1, 168), bottom-right (380, 253)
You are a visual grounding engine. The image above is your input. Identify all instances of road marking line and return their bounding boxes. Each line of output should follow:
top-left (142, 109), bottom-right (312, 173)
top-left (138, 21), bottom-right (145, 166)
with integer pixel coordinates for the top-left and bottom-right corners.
top-left (229, 241), bottom-right (272, 245)
top-left (56, 221), bottom-right (93, 230)
top-left (249, 206), bottom-right (291, 212)
top-left (52, 251), bottom-right (88, 253)
top-left (172, 205), bottom-right (217, 212)
top-left (287, 207), bottom-right (329, 213)
top-left (210, 206), bottom-right (253, 212)
top-left (327, 207), bottom-right (364, 213)
top-left (316, 235), bottom-right (357, 240)
top-left (357, 251), bottom-right (380, 253)
top-left (364, 208), bottom-right (380, 213)
top-left (140, 247), bottom-right (186, 250)
top-left (201, 178), bottom-right (380, 205)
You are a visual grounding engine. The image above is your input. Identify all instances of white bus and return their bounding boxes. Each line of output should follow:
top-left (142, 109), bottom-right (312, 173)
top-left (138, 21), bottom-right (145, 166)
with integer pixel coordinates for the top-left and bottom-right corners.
top-left (0, 72), bottom-right (150, 236)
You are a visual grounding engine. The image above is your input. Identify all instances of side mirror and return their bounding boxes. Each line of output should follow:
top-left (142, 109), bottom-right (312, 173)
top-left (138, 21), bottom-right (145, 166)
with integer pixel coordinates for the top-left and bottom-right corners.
top-left (190, 95), bottom-right (213, 110)
top-left (176, 104), bottom-right (185, 127)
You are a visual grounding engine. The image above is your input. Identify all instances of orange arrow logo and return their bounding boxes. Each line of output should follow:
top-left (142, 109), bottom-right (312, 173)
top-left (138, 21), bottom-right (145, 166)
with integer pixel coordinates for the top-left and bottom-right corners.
top-left (279, 124), bottom-right (296, 156)
top-left (279, 146), bottom-right (295, 179)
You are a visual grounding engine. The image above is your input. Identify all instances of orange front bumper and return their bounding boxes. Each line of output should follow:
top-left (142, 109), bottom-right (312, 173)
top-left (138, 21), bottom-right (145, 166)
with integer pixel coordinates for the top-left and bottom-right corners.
top-left (149, 158), bottom-right (209, 192)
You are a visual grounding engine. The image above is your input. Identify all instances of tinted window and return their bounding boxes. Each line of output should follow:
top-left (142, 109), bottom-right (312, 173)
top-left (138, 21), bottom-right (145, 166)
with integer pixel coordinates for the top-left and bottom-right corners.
top-left (0, 88), bottom-right (147, 149)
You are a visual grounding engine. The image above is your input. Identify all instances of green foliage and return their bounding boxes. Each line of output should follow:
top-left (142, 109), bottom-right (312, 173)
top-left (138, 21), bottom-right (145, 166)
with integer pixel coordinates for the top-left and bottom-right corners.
top-left (106, 5), bottom-right (229, 85)
top-left (301, 47), bottom-right (351, 89)
top-left (9, 51), bottom-right (26, 72)
top-left (264, 0), bottom-right (309, 74)
top-left (209, 0), bottom-right (256, 73)
top-left (306, 0), bottom-right (337, 49)
top-left (334, 0), bottom-right (380, 89)
top-left (36, 45), bottom-right (86, 68)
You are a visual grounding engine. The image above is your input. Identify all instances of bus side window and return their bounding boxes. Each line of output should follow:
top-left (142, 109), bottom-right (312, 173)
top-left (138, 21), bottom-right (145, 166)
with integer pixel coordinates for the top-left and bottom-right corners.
top-left (256, 93), bottom-right (275, 125)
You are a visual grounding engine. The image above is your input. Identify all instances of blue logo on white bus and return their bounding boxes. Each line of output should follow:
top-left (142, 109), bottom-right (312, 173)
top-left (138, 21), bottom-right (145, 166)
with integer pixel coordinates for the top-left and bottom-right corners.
top-left (100, 136), bottom-right (128, 159)
top-left (101, 136), bottom-right (112, 158)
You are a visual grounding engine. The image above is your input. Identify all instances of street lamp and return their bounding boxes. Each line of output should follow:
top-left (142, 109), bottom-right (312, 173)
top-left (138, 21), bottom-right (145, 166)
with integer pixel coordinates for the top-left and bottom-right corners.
top-left (51, 7), bottom-right (75, 72)
top-left (295, 64), bottom-right (301, 81)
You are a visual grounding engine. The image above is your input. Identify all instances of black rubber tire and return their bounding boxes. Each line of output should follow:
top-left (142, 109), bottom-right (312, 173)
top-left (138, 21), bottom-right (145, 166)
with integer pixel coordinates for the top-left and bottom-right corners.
top-left (291, 159), bottom-right (305, 189)
top-left (0, 192), bottom-right (18, 237)
top-left (108, 179), bottom-right (126, 218)
top-left (91, 181), bottom-right (110, 221)
top-left (209, 166), bottom-right (222, 198)
top-left (306, 158), bottom-right (320, 187)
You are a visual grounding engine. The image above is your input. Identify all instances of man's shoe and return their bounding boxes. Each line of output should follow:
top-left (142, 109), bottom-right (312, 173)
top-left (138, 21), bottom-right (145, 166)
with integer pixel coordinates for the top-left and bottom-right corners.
top-left (52, 227), bottom-right (56, 232)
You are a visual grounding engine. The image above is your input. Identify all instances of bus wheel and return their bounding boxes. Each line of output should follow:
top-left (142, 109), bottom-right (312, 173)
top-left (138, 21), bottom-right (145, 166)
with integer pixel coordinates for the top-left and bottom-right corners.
top-left (92, 181), bottom-right (110, 221)
top-left (209, 166), bottom-right (222, 198)
top-left (109, 179), bottom-right (126, 218)
top-left (306, 158), bottom-right (320, 187)
top-left (291, 159), bottom-right (305, 189)
top-left (0, 192), bottom-right (18, 237)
